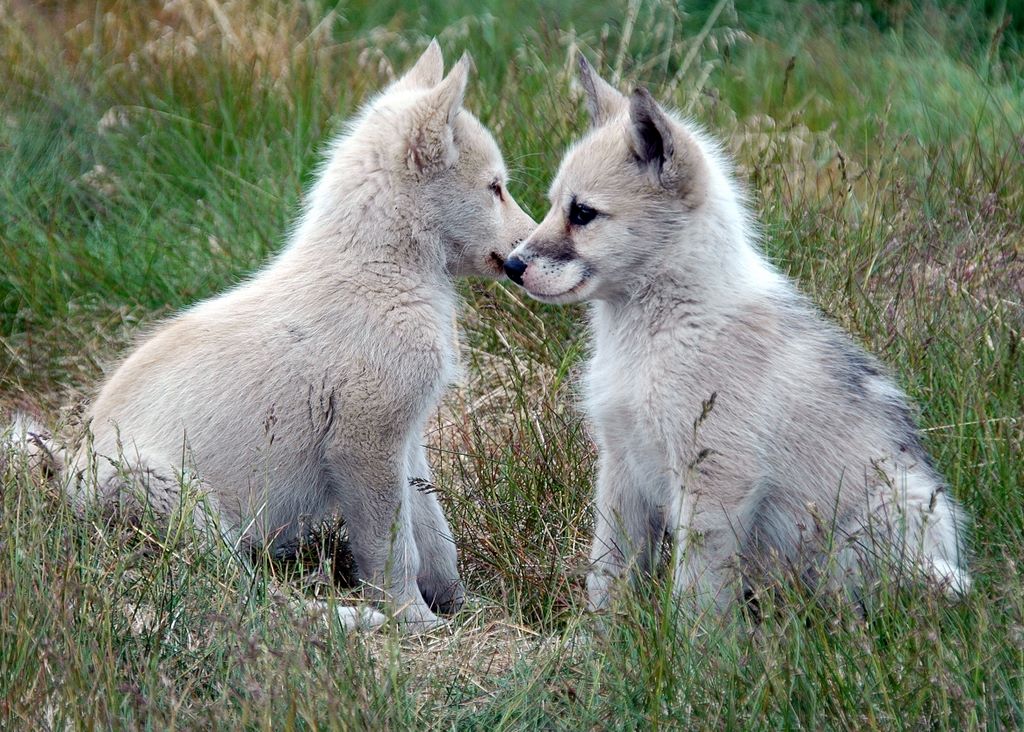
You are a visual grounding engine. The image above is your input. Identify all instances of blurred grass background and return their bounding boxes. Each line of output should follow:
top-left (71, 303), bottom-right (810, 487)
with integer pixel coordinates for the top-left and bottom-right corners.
top-left (1, 0), bottom-right (1022, 728)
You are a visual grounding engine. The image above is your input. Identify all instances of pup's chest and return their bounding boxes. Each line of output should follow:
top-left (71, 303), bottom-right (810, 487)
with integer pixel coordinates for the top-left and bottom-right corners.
top-left (583, 354), bottom-right (667, 444)
top-left (582, 332), bottom-right (713, 460)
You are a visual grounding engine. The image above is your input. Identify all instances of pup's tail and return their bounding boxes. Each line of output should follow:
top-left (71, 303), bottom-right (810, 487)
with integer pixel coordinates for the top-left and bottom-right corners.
top-left (888, 467), bottom-right (972, 597)
top-left (6, 414), bottom-right (392, 631)
top-left (914, 488), bottom-right (972, 596)
top-left (2, 411), bottom-right (66, 481)
top-left (855, 467), bottom-right (972, 598)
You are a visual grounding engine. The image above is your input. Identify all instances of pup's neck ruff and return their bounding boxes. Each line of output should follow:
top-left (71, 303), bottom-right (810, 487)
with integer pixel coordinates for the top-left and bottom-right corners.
top-left (275, 147), bottom-right (450, 285)
top-left (599, 219), bottom-right (781, 320)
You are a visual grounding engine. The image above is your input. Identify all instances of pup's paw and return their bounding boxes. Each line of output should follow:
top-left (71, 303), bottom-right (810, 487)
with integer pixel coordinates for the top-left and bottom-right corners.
top-left (418, 576), bottom-right (466, 615)
top-left (397, 600), bottom-right (447, 634)
top-left (335, 606), bottom-right (388, 630)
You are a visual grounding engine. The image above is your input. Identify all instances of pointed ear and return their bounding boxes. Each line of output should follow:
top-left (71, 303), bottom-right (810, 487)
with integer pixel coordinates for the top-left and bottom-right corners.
top-left (627, 88), bottom-right (707, 204)
top-left (398, 38), bottom-right (444, 89)
top-left (628, 87), bottom-right (675, 173)
top-left (578, 53), bottom-right (627, 127)
top-left (405, 53), bottom-right (472, 173)
top-left (432, 51), bottom-right (471, 126)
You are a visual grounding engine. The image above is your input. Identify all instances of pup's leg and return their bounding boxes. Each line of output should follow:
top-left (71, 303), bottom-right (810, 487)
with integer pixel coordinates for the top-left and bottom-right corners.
top-left (406, 444), bottom-right (464, 614)
top-left (587, 455), bottom-right (663, 612)
top-left (670, 492), bottom-right (739, 612)
top-left (671, 531), bottom-right (736, 612)
top-left (325, 446), bottom-right (441, 631)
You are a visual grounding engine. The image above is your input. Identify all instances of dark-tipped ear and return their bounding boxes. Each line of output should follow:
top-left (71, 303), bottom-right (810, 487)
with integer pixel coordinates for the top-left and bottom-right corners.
top-left (397, 38), bottom-right (444, 89)
top-left (627, 88), bottom-right (707, 204)
top-left (628, 87), bottom-right (675, 172)
top-left (578, 53), bottom-right (627, 127)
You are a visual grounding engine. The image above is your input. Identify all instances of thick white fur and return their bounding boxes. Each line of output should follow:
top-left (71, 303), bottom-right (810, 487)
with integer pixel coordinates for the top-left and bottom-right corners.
top-left (506, 57), bottom-right (970, 613)
top-left (29, 42), bottom-right (535, 631)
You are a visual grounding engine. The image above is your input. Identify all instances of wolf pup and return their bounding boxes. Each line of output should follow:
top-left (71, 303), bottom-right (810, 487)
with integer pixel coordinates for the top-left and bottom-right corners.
top-left (503, 56), bottom-right (969, 613)
top-left (23, 42), bottom-right (535, 630)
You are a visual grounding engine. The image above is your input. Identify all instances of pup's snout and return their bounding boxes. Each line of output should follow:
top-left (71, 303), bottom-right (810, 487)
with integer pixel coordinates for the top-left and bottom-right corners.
top-left (503, 255), bottom-right (527, 285)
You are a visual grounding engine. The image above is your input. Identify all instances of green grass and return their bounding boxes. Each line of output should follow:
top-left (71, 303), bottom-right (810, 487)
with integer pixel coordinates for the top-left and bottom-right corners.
top-left (2, 0), bottom-right (1022, 728)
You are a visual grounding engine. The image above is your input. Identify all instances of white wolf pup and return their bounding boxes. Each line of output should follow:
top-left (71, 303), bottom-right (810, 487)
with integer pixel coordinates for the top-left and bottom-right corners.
top-left (503, 57), bottom-right (969, 613)
top-left (21, 42), bottom-right (535, 630)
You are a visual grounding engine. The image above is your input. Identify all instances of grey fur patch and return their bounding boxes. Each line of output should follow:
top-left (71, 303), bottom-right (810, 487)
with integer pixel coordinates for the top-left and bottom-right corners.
top-left (532, 236), bottom-right (578, 262)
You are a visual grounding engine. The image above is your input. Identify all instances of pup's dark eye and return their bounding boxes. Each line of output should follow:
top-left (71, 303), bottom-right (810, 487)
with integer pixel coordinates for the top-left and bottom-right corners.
top-left (489, 181), bottom-right (504, 201)
top-left (568, 200), bottom-right (599, 227)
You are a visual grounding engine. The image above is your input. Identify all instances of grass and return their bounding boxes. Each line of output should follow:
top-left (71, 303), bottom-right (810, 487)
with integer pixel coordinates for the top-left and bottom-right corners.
top-left (1, 0), bottom-right (1022, 728)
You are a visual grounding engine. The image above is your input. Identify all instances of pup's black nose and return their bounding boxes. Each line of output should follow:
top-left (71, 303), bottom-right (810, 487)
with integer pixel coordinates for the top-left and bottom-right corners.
top-left (503, 256), bottom-right (527, 285)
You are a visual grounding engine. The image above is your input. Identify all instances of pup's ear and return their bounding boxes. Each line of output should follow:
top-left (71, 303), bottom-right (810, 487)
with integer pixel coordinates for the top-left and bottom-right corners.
top-left (406, 52), bottom-right (471, 173)
top-left (628, 87), bottom-right (707, 204)
top-left (432, 51), bottom-right (470, 126)
top-left (628, 87), bottom-right (675, 172)
top-left (397, 39), bottom-right (444, 89)
top-left (578, 54), bottom-right (627, 127)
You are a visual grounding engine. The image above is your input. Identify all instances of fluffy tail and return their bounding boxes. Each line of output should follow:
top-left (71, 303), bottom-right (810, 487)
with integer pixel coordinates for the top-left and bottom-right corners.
top-left (914, 489), bottom-right (972, 596)
top-left (881, 467), bottom-right (972, 597)
top-left (2, 411), bottom-right (65, 481)
top-left (849, 467), bottom-right (972, 598)
top-left (5, 413), bottom-right (391, 631)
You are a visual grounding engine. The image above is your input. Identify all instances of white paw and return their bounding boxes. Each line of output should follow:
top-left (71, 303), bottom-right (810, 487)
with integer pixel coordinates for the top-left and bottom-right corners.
top-left (396, 601), bottom-right (448, 634)
top-left (335, 605), bottom-right (388, 630)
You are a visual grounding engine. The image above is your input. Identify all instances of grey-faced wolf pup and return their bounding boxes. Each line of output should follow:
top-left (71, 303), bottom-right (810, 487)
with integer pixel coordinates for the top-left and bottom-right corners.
top-left (503, 56), bottom-right (969, 614)
top-left (12, 41), bottom-right (535, 631)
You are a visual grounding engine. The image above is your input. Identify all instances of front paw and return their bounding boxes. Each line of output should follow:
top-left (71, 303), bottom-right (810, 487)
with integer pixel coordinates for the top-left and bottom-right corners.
top-left (418, 575), bottom-right (465, 615)
top-left (397, 600), bottom-right (446, 634)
